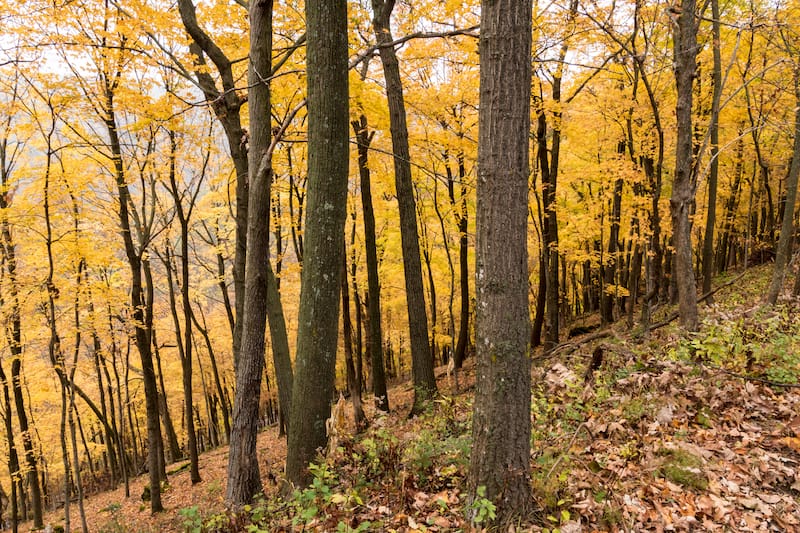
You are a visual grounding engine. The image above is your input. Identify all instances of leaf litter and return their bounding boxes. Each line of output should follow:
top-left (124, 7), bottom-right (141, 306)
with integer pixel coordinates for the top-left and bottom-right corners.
top-left (40, 269), bottom-right (800, 532)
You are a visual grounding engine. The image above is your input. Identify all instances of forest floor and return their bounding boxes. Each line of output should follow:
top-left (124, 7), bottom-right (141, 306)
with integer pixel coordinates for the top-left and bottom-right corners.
top-left (39, 264), bottom-right (800, 532)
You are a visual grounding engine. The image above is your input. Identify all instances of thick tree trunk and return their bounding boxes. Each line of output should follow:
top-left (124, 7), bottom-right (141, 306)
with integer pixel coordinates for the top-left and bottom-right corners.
top-left (285, 0), bottom-right (349, 487)
top-left (468, 0), bottom-right (533, 522)
top-left (352, 116), bottom-right (390, 411)
top-left (670, 0), bottom-right (699, 331)
top-left (371, 0), bottom-right (437, 414)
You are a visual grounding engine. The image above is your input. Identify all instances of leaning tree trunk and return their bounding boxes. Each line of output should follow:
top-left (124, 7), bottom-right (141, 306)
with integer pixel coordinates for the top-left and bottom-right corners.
top-left (371, 0), bottom-right (437, 414)
top-left (670, 0), bottom-right (700, 331)
top-left (468, 0), bottom-right (533, 523)
top-left (285, 0), bottom-right (350, 487)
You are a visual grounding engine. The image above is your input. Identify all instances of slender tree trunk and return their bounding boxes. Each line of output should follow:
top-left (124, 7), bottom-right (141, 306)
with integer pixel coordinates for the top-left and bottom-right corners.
top-left (0, 203), bottom-right (44, 527)
top-left (351, 116), bottom-right (389, 411)
top-left (670, 0), bottom-right (700, 331)
top-left (469, 0), bottom-right (533, 522)
top-left (152, 330), bottom-right (181, 463)
top-left (717, 131), bottom-right (744, 272)
top-left (342, 245), bottom-right (367, 430)
top-left (226, 0), bottom-right (273, 506)
top-left (602, 144), bottom-right (624, 324)
top-left (285, 0), bottom-right (349, 486)
top-left (371, 0), bottom-right (437, 413)
top-left (766, 63), bottom-right (800, 304)
top-left (178, 0), bottom-right (248, 368)
top-left (446, 153), bottom-right (470, 368)
top-left (164, 130), bottom-right (201, 483)
top-left (0, 358), bottom-right (20, 533)
top-left (702, 0), bottom-right (723, 297)
top-left (105, 85), bottom-right (163, 513)
top-left (265, 265), bottom-right (293, 432)
top-left (190, 307), bottom-right (231, 441)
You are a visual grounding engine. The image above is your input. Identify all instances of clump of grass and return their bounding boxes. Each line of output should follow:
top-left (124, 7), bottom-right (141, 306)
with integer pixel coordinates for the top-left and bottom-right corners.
top-left (656, 448), bottom-right (708, 491)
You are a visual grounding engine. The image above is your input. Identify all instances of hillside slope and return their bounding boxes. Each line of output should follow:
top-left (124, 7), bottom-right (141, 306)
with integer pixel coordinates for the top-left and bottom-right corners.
top-left (40, 265), bottom-right (800, 532)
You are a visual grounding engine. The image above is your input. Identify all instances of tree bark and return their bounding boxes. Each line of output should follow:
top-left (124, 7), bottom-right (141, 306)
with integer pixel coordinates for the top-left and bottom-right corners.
top-left (226, 0), bottom-right (273, 506)
top-left (371, 0), bottom-right (438, 414)
top-left (178, 0), bottom-right (248, 368)
top-left (285, 0), bottom-right (349, 487)
top-left (105, 84), bottom-right (163, 513)
top-left (670, 0), bottom-right (700, 331)
top-left (352, 116), bottom-right (390, 412)
top-left (766, 62), bottom-right (800, 304)
top-left (341, 245), bottom-right (367, 430)
top-left (468, 0), bottom-right (533, 522)
top-left (702, 0), bottom-right (722, 297)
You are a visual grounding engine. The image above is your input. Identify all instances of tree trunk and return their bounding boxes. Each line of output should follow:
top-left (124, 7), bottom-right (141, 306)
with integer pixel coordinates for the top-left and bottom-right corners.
top-left (371, 0), bottom-right (437, 414)
top-left (351, 116), bottom-right (389, 412)
top-left (0, 192), bottom-right (45, 528)
top-left (105, 85), bottom-right (163, 513)
top-left (670, 0), bottom-right (700, 331)
top-left (446, 153), bottom-right (470, 369)
top-left (152, 329), bottom-right (181, 463)
top-left (190, 306), bottom-right (231, 441)
top-left (0, 358), bottom-right (20, 533)
top-left (285, 0), bottom-right (349, 486)
top-left (265, 264), bottom-right (294, 433)
top-left (468, 0), bottom-right (533, 522)
top-left (702, 0), bottom-right (722, 297)
top-left (601, 144), bottom-right (624, 325)
top-left (164, 130), bottom-right (201, 483)
top-left (766, 63), bottom-right (800, 304)
top-left (341, 245), bottom-right (367, 430)
top-left (178, 0), bottom-right (248, 368)
top-left (226, 0), bottom-right (273, 506)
